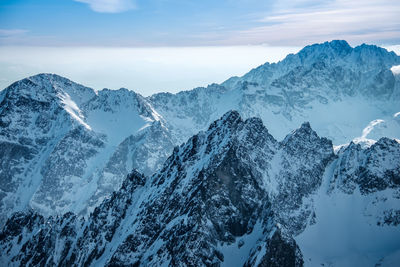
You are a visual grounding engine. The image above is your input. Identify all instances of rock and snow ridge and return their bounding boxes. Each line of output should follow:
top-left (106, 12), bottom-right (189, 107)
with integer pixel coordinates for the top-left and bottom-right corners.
top-left (153, 40), bottom-right (400, 145)
top-left (0, 111), bottom-right (399, 266)
top-left (0, 74), bottom-right (173, 225)
top-left (0, 40), bottom-right (400, 227)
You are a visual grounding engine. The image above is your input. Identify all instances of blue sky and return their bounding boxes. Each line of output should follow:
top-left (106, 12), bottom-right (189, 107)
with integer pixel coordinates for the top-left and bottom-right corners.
top-left (0, 0), bottom-right (399, 95)
top-left (0, 0), bottom-right (272, 46)
top-left (1, 0), bottom-right (400, 46)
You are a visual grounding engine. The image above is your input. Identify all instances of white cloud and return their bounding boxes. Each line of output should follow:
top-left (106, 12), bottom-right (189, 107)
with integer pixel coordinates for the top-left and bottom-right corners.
top-left (0, 46), bottom-right (300, 95)
top-left (74, 0), bottom-right (136, 13)
top-left (0, 29), bottom-right (29, 45)
top-left (224, 0), bottom-right (400, 46)
top-left (0, 29), bottom-right (28, 36)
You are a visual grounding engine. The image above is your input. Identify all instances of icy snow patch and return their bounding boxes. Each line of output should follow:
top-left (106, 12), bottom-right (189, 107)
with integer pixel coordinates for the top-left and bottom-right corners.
top-left (391, 65), bottom-right (400, 75)
top-left (218, 222), bottom-right (264, 267)
top-left (58, 92), bottom-right (92, 130)
top-left (296, 162), bottom-right (400, 267)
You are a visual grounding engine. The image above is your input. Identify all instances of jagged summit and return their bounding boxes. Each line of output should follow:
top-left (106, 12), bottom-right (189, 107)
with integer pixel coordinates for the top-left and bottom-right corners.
top-left (220, 109), bottom-right (241, 121)
top-left (1, 72), bottom-right (96, 107)
top-left (355, 42), bottom-right (398, 57)
top-left (293, 40), bottom-right (399, 63)
top-left (282, 121), bottom-right (320, 142)
top-left (326, 39), bottom-right (351, 48)
top-left (245, 40), bottom-right (399, 77)
top-left (3, 74), bottom-right (153, 113)
top-left (0, 72), bottom-right (169, 225)
top-left (207, 110), bottom-right (242, 130)
top-left (1, 110), bottom-right (399, 266)
top-left (297, 40), bottom-right (352, 59)
top-left (14, 73), bottom-right (91, 93)
top-left (277, 122), bottom-right (333, 163)
top-left (1, 40), bottom-right (400, 248)
top-left (16, 73), bottom-right (75, 87)
top-left (28, 73), bottom-right (75, 83)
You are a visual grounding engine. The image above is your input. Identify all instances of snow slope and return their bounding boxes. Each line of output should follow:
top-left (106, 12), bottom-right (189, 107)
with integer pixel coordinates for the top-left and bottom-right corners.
top-left (1, 111), bottom-right (399, 266)
top-left (0, 74), bottom-right (169, 224)
top-left (1, 40), bottom-right (399, 226)
top-left (297, 138), bottom-right (400, 266)
top-left (150, 40), bottom-right (400, 145)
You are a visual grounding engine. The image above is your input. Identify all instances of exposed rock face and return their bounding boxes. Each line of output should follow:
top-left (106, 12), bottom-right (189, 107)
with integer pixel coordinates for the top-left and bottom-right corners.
top-left (245, 230), bottom-right (304, 267)
top-left (331, 138), bottom-right (400, 194)
top-left (1, 111), bottom-right (399, 266)
top-left (154, 40), bottom-right (400, 144)
top-left (1, 40), bottom-right (400, 237)
top-left (0, 74), bottom-right (171, 224)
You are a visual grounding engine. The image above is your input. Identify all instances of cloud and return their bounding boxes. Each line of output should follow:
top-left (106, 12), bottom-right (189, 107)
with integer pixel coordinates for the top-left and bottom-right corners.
top-left (0, 46), bottom-right (300, 95)
top-left (0, 29), bottom-right (29, 45)
top-left (0, 29), bottom-right (28, 36)
top-left (74, 0), bottom-right (136, 13)
top-left (223, 0), bottom-right (400, 46)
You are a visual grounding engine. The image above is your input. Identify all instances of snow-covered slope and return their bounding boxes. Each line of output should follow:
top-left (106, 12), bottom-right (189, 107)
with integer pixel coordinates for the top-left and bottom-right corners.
top-left (1, 111), bottom-right (399, 266)
top-left (151, 40), bottom-right (400, 145)
top-left (0, 74), bottom-right (171, 224)
top-left (1, 40), bottom-right (399, 227)
top-left (297, 138), bottom-right (400, 266)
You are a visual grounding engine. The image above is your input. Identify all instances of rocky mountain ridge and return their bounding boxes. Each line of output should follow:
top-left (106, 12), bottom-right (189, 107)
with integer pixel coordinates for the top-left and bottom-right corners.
top-left (1, 111), bottom-right (399, 266)
top-left (0, 74), bottom-right (173, 224)
top-left (0, 40), bottom-right (399, 227)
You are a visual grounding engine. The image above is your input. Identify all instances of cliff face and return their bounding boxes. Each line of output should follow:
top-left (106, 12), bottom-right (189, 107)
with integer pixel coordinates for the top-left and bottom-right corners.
top-left (0, 74), bottom-right (173, 224)
top-left (1, 111), bottom-right (399, 266)
top-left (2, 41), bottom-right (400, 223)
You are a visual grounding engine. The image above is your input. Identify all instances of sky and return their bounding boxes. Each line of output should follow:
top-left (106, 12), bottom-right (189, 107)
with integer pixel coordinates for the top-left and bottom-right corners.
top-left (0, 0), bottom-right (399, 95)
top-left (0, 46), bottom-right (301, 95)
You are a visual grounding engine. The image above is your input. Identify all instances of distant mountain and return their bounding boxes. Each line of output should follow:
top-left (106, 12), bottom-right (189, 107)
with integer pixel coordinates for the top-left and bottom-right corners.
top-left (152, 40), bottom-right (400, 144)
top-left (0, 40), bottom-right (399, 225)
top-left (1, 111), bottom-right (399, 266)
top-left (0, 74), bottom-right (174, 224)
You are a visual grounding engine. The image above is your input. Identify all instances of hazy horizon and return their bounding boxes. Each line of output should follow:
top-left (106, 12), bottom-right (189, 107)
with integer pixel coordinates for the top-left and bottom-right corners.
top-left (1, 45), bottom-right (302, 96)
top-left (1, 43), bottom-right (399, 96)
top-left (1, 0), bottom-right (400, 95)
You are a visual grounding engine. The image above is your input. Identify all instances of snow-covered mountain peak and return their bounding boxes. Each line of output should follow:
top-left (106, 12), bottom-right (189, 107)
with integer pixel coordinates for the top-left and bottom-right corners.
top-left (374, 136), bottom-right (400, 147)
top-left (282, 121), bottom-right (332, 153)
top-left (0, 73), bottom-right (173, 225)
top-left (86, 87), bottom-right (155, 118)
top-left (240, 40), bottom-right (400, 87)
top-left (297, 40), bottom-right (352, 62)
top-left (1, 73), bottom-right (98, 131)
top-left (354, 43), bottom-right (398, 61)
top-left (19, 73), bottom-right (96, 104)
top-left (203, 110), bottom-right (276, 149)
top-left (283, 121), bottom-right (314, 140)
top-left (207, 110), bottom-right (242, 131)
top-left (294, 40), bottom-right (399, 68)
top-left (153, 110), bottom-right (276, 190)
top-left (1, 110), bottom-right (399, 266)
top-left (1, 41), bottom-right (400, 265)
top-left (3, 74), bottom-right (55, 102)
top-left (331, 135), bottom-right (400, 195)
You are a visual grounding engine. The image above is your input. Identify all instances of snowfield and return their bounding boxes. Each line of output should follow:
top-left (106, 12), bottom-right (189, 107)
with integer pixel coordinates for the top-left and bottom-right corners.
top-left (0, 40), bottom-right (400, 266)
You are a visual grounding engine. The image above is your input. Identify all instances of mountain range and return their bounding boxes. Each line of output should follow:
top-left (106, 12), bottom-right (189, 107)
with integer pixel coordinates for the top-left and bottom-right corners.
top-left (0, 40), bottom-right (399, 266)
top-left (1, 111), bottom-right (399, 266)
